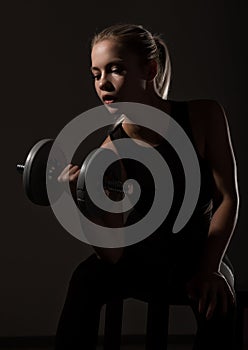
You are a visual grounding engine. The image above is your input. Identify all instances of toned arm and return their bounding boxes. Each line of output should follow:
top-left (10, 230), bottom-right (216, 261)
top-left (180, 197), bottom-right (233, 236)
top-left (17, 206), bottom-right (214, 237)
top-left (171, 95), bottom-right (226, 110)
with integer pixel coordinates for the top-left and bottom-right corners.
top-left (186, 99), bottom-right (239, 319)
top-left (201, 100), bottom-right (239, 272)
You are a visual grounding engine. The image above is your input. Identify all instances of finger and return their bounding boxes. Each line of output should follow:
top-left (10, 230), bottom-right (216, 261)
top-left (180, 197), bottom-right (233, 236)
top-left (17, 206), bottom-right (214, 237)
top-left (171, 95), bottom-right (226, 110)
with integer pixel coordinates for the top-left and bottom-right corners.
top-left (221, 278), bottom-right (235, 311)
top-left (226, 283), bottom-right (236, 306)
top-left (221, 292), bottom-right (228, 315)
top-left (58, 165), bottom-right (80, 182)
top-left (67, 165), bottom-right (80, 176)
top-left (57, 164), bottom-right (74, 182)
top-left (206, 293), bottom-right (217, 320)
top-left (198, 289), bottom-right (208, 315)
top-left (69, 165), bottom-right (80, 173)
top-left (224, 286), bottom-right (236, 314)
top-left (68, 165), bottom-right (80, 177)
top-left (69, 168), bottom-right (81, 182)
top-left (229, 289), bottom-right (236, 306)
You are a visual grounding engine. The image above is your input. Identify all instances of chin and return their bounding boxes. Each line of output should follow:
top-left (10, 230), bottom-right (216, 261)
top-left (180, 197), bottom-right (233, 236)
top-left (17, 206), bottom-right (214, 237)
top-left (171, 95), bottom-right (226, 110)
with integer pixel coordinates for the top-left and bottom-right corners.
top-left (104, 102), bottom-right (123, 117)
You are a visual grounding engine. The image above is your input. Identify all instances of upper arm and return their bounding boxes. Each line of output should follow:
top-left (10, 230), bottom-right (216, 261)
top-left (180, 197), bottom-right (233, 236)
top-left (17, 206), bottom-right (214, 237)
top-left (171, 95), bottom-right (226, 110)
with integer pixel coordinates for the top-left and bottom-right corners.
top-left (204, 100), bottom-right (239, 202)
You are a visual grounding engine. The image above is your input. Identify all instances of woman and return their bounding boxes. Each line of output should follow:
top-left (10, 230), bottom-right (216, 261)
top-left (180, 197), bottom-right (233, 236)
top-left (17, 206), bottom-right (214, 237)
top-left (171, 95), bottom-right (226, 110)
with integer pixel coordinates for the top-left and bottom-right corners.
top-left (55, 23), bottom-right (239, 349)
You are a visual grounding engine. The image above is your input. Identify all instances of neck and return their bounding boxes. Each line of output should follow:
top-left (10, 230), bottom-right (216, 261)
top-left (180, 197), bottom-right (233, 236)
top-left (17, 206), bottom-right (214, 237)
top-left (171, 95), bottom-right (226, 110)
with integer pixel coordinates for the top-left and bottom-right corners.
top-left (121, 86), bottom-right (171, 145)
top-left (122, 102), bottom-right (171, 146)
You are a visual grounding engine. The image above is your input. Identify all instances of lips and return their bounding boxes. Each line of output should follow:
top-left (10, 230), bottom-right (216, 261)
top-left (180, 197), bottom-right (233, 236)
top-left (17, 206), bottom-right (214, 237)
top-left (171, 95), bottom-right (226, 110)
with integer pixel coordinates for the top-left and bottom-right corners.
top-left (102, 95), bottom-right (116, 104)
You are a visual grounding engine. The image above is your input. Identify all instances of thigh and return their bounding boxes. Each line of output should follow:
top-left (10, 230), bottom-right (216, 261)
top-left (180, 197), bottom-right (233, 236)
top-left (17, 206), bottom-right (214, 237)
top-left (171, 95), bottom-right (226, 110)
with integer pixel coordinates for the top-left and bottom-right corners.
top-left (69, 253), bottom-right (164, 303)
top-left (67, 254), bottom-right (127, 302)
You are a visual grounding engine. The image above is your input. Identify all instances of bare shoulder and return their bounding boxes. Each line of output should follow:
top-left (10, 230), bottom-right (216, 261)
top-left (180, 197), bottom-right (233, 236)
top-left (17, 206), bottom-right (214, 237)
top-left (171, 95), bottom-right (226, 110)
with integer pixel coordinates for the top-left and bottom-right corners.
top-left (187, 99), bottom-right (236, 165)
top-left (188, 99), bottom-right (228, 142)
top-left (173, 99), bottom-right (228, 158)
top-left (187, 99), bottom-right (227, 125)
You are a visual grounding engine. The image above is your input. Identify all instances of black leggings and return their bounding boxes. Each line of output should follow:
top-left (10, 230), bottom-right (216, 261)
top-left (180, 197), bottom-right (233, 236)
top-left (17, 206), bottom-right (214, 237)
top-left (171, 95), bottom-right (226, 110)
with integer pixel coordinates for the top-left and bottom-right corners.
top-left (55, 253), bottom-right (236, 350)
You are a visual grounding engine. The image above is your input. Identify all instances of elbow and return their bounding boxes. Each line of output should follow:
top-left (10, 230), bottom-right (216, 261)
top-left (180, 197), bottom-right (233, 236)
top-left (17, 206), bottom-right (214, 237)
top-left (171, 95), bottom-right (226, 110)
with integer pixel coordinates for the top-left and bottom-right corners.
top-left (222, 193), bottom-right (240, 218)
top-left (213, 192), bottom-right (239, 218)
top-left (213, 191), bottom-right (239, 213)
top-left (228, 191), bottom-right (240, 210)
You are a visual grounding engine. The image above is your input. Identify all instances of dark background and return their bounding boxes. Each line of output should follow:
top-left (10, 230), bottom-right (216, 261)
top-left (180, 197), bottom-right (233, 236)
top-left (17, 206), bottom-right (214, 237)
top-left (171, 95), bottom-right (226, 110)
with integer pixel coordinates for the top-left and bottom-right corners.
top-left (1, 0), bottom-right (247, 337)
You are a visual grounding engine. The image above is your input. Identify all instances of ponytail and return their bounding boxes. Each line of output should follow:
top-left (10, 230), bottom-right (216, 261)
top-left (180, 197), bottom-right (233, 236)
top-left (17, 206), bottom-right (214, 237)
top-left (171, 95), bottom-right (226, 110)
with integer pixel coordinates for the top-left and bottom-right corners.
top-left (153, 35), bottom-right (172, 99)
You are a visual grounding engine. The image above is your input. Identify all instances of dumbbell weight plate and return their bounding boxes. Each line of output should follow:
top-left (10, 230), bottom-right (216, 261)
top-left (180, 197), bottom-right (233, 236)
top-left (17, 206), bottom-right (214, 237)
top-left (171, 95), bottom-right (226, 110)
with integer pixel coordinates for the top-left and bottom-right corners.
top-left (23, 139), bottom-right (54, 205)
top-left (76, 148), bottom-right (124, 221)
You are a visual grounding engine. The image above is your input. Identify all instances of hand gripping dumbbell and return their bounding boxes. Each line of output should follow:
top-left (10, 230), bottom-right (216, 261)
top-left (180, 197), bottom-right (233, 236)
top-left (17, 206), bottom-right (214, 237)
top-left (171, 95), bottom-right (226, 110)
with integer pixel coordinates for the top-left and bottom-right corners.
top-left (17, 139), bottom-right (125, 209)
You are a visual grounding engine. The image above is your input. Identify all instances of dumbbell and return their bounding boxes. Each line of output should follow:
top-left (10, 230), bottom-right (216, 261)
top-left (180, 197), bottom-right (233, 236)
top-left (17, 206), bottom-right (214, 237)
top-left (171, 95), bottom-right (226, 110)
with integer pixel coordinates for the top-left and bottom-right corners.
top-left (17, 139), bottom-right (66, 206)
top-left (17, 139), bottom-right (125, 208)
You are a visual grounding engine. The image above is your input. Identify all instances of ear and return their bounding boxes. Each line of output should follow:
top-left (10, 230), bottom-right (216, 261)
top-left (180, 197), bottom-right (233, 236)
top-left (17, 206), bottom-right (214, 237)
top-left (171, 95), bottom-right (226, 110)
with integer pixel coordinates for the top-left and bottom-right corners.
top-left (145, 59), bottom-right (158, 81)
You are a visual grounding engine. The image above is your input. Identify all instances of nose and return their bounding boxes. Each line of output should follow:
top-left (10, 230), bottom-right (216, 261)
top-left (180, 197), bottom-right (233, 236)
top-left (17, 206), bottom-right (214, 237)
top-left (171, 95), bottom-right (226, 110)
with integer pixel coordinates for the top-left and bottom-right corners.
top-left (98, 74), bottom-right (113, 91)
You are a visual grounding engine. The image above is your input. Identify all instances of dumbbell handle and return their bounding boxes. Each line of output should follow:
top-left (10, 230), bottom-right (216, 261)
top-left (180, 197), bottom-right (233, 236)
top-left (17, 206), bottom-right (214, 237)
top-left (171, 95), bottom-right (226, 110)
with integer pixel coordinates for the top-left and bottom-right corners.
top-left (18, 163), bottom-right (126, 197)
top-left (16, 164), bottom-right (25, 174)
top-left (103, 180), bottom-right (124, 193)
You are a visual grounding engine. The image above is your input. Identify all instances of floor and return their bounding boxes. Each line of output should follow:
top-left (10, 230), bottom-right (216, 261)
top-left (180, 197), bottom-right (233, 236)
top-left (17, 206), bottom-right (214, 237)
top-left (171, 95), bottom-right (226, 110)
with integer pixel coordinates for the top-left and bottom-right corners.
top-left (0, 335), bottom-right (194, 349)
top-left (110, 346), bottom-right (192, 350)
top-left (0, 338), bottom-right (247, 350)
top-left (1, 344), bottom-right (248, 350)
top-left (0, 346), bottom-right (193, 350)
top-left (0, 336), bottom-right (194, 349)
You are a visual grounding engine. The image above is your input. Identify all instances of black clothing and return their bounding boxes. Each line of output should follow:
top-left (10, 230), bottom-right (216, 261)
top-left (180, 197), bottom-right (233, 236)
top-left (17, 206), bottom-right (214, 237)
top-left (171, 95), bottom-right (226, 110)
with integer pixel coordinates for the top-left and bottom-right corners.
top-left (55, 101), bottom-right (236, 350)
top-left (55, 254), bottom-right (236, 350)
top-left (107, 101), bottom-right (214, 273)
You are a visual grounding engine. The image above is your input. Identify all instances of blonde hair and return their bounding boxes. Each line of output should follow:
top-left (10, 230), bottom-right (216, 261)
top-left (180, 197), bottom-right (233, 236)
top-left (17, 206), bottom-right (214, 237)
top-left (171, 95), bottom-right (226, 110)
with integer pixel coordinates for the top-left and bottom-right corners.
top-left (91, 23), bottom-right (172, 99)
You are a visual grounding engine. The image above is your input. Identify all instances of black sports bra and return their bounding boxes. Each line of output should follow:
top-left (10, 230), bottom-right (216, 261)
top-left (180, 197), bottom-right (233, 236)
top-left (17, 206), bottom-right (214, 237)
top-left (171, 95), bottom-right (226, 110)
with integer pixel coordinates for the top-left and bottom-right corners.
top-left (107, 101), bottom-right (215, 261)
top-left (108, 101), bottom-right (214, 221)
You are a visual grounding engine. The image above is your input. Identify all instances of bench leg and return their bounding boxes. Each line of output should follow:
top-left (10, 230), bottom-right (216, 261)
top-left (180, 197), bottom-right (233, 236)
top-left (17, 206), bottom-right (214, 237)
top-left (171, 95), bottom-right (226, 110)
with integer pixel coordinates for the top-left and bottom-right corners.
top-left (146, 301), bottom-right (169, 350)
top-left (236, 293), bottom-right (245, 350)
top-left (103, 299), bottom-right (123, 350)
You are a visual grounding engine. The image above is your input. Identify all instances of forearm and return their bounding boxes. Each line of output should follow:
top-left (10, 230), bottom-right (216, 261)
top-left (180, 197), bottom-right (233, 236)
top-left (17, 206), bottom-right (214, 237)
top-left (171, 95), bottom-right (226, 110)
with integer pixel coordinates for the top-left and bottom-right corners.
top-left (199, 196), bottom-right (239, 273)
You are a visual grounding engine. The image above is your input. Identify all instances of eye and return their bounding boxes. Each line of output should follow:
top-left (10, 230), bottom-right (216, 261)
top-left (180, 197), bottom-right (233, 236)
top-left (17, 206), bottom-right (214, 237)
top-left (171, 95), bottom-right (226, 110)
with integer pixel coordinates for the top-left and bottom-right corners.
top-left (111, 68), bottom-right (121, 74)
top-left (111, 65), bottom-right (125, 75)
top-left (92, 73), bottom-right (101, 81)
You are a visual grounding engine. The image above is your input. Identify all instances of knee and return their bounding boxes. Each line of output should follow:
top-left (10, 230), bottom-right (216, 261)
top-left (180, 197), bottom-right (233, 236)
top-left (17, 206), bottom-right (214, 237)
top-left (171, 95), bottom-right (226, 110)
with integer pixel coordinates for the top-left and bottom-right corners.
top-left (204, 301), bottom-right (236, 327)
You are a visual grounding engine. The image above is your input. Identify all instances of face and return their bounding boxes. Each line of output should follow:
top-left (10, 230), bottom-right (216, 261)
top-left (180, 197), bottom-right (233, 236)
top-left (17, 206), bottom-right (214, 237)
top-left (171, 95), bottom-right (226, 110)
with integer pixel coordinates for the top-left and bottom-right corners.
top-left (91, 39), bottom-right (148, 113)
